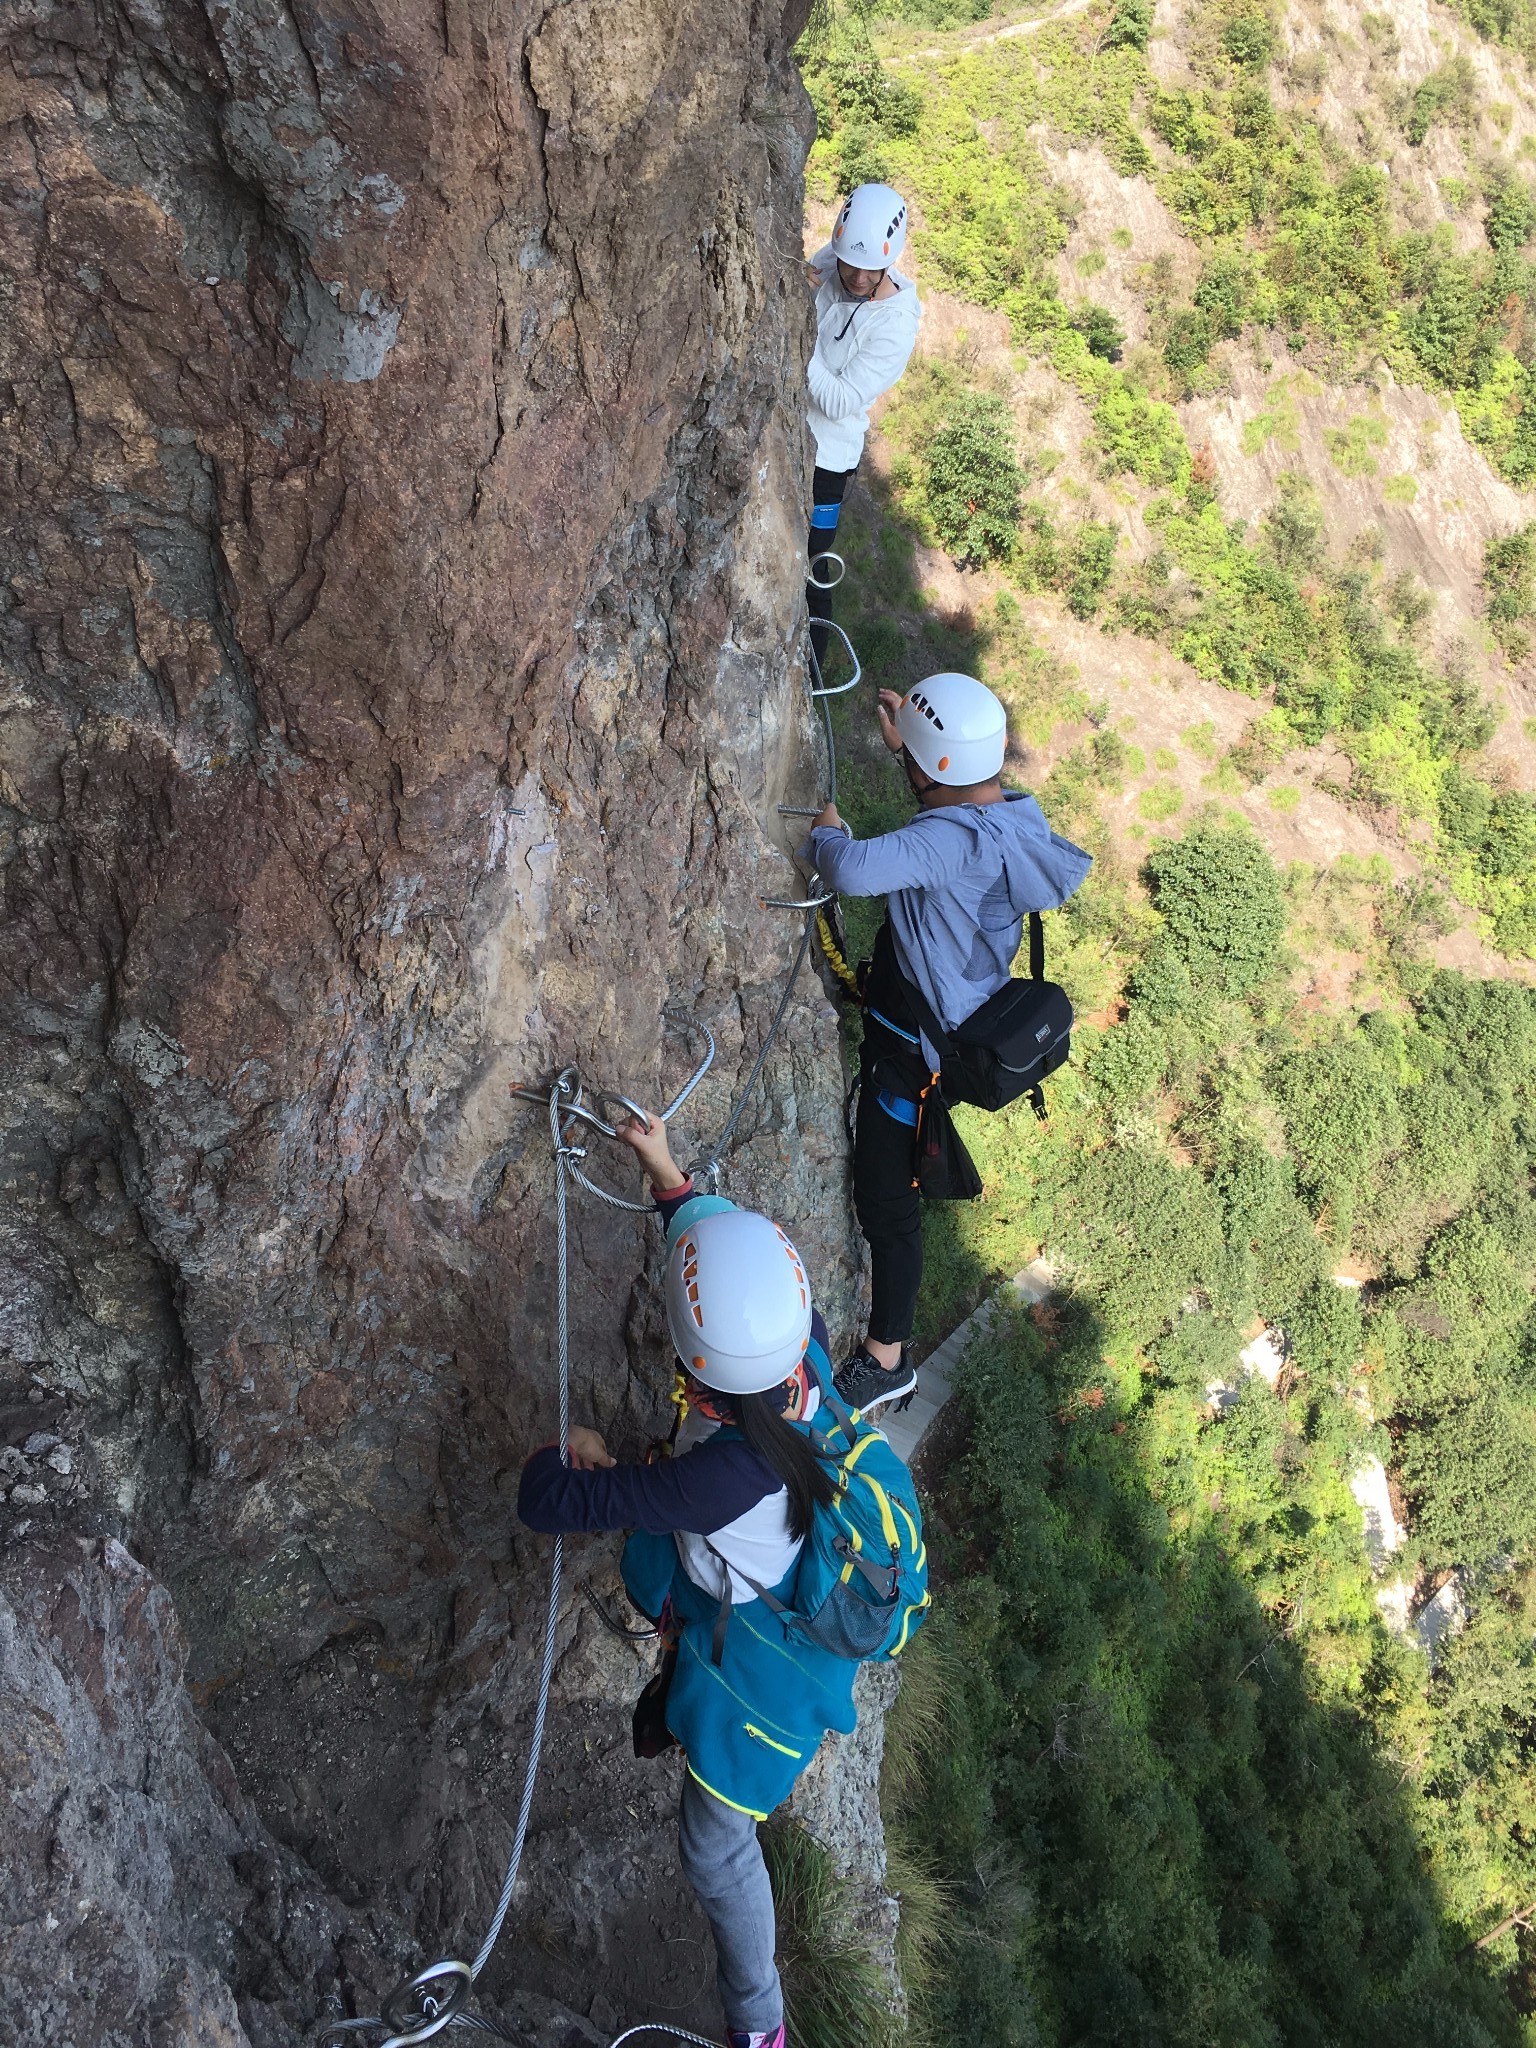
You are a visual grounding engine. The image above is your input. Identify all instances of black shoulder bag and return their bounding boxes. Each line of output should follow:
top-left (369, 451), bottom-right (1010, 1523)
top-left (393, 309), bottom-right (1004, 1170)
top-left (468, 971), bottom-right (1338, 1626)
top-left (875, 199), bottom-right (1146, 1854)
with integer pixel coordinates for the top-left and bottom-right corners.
top-left (899, 913), bottom-right (1074, 1119)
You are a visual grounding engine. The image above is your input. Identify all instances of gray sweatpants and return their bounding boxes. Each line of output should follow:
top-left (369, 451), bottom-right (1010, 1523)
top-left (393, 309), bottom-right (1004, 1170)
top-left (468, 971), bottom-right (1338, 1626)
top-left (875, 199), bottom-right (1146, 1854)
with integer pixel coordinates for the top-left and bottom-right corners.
top-left (677, 1772), bottom-right (783, 2036)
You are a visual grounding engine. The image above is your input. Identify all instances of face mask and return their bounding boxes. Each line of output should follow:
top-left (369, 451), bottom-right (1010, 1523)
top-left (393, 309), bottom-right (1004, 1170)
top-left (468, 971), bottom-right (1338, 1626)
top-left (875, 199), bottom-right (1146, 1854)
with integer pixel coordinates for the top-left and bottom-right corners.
top-left (679, 1363), bottom-right (806, 1423)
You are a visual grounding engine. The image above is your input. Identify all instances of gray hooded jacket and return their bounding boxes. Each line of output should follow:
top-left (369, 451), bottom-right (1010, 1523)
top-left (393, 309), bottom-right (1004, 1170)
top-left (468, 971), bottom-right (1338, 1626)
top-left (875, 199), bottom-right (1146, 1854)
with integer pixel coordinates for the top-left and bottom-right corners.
top-left (804, 793), bottom-right (1092, 1068)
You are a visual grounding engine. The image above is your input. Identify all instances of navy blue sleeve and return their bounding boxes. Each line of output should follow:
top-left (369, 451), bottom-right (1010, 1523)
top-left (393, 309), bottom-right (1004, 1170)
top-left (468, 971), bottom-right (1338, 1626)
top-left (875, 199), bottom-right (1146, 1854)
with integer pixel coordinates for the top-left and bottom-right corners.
top-left (517, 1434), bottom-right (780, 1537)
top-left (654, 1177), bottom-right (696, 1230)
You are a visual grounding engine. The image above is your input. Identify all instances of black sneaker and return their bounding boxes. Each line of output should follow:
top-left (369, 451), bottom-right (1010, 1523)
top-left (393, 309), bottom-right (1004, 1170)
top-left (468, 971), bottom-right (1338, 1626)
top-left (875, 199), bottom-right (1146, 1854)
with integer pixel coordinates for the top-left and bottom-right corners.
top-left (834, 1344), bottom-right (917, 1417)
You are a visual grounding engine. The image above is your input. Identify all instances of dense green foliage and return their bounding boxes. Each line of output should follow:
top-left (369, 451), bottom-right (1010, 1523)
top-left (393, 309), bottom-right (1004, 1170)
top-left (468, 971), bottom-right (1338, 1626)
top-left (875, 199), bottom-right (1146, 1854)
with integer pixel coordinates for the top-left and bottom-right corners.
top-left (923, 391), bottom-right (1026, 565)
top-left (1485, 523), bottom-right (1536, 659)
top-left (1455, 0), bottom-right (1536, 61)
top-left (891, 1301), bottom-right (1534, 2048)
top-left (798, 8), bottom-right (1536, 2038)
top-left (1144, 818), bottom-right (1286, 993)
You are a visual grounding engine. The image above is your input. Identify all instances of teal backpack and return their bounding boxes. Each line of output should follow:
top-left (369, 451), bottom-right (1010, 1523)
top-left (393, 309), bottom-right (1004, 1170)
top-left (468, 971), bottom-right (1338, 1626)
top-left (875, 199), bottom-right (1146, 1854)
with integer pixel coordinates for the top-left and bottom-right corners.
top-left (710, 1348), bottom-right (931, 1665)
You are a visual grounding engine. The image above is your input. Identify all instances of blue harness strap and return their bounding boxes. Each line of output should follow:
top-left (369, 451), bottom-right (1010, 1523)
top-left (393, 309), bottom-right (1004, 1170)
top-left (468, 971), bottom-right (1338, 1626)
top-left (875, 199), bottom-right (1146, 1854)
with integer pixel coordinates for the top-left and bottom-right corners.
top-left (810, 501), bottom-right (843, 530)
top-left (867, 1004), bottom-right (920, 1047)
top-left (876, 1089), bottom-right (919, 1126)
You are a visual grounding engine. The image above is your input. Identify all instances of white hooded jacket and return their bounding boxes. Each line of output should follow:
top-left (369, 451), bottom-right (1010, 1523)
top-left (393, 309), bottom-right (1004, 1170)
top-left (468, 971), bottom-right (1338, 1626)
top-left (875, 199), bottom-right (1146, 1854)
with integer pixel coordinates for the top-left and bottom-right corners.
top-left (805, 242), bottom-right (923, 472)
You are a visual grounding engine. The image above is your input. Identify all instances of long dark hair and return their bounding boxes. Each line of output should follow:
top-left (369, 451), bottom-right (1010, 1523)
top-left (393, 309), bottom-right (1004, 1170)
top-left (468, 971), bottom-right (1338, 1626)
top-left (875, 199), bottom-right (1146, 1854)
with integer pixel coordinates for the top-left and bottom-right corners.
top-left (730, 1389), bottom-right (836, 1542)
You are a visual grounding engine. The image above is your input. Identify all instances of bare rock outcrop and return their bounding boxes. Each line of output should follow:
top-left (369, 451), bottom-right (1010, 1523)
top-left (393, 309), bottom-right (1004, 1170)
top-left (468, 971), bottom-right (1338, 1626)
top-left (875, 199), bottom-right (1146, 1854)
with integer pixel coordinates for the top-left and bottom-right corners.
top-left (1, 0), bottom-right (860, 2030)
top-left (1, 1531), bottom-right (349, 2046)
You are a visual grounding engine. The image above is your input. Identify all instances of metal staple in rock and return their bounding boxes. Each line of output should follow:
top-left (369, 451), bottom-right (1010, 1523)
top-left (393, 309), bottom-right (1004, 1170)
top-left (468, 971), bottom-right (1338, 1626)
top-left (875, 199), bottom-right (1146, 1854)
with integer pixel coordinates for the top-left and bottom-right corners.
top-left (513, 1013), bottom-right (717, 1215)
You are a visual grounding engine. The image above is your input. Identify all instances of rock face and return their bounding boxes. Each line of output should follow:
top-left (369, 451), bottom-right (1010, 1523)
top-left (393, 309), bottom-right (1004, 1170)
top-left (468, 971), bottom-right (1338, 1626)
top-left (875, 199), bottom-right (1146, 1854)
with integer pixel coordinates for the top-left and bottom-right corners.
top-left (1, 0), bottom-right (865, 2032)
top-left (1, 1532), bottom-right (348, 2047)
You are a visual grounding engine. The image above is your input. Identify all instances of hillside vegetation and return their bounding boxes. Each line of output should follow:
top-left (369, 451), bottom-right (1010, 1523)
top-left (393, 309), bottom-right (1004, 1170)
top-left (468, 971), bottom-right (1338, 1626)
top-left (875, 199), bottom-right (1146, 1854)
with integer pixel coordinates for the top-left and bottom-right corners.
top-left (796, 0), bottom-right (1536, 2041)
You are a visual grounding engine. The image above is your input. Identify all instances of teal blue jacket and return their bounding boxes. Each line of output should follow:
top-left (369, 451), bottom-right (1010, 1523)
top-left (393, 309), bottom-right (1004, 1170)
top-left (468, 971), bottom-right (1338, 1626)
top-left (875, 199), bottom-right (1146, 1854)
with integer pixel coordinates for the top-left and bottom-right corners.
top-left (622, 1505), bottom-right (858, 1820)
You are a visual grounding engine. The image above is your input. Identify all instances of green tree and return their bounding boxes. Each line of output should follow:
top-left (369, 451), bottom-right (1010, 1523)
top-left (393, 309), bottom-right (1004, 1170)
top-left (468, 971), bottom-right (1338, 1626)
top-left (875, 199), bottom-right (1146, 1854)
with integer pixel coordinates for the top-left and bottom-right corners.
top-left (1222, 12), bottom-right (1275, 67)
top-left (1163, 306), bottom-right (1213, 384)
top-left (1071, 302), bottom-right (1126, 360)
top-left (1484, 171), bottom-right (1536, 253)
top-left (1064, 522), bottom-right (1119, 618)
top-left (924, 392), bottom-right (1025, 565)
top-left (1482, 523), bottom-right (1536, 658)
top-left (1406, 56), bottom-right (1479, 144)
top-left (1403, 256), bottom-right (1500, 388)
top-left (1104, 0), bottom-right (1152, 50)
top-left (1145, 822), bottom-right (1286, 995)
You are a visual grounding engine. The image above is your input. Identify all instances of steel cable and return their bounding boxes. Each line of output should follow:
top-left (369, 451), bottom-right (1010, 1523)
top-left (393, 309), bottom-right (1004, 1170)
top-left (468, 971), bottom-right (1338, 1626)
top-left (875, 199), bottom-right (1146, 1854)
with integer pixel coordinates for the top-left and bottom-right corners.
top-left (464, 1082), bottom-right (575, 1980)
top-left (692, 905), bottom-right (818, 1188)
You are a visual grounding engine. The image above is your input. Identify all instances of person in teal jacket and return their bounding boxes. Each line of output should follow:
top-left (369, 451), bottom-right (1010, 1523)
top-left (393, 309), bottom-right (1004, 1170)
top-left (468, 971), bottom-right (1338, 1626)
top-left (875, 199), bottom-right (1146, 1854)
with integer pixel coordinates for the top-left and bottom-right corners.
top-left (517, 1110), bottom-right (856, 2048)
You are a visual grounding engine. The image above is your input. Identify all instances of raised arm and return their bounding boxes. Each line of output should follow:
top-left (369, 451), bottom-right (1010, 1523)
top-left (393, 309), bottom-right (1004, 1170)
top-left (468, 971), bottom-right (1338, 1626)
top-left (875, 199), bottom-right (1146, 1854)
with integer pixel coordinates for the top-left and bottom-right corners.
top-left (801, 812), bottom-right (970, 898)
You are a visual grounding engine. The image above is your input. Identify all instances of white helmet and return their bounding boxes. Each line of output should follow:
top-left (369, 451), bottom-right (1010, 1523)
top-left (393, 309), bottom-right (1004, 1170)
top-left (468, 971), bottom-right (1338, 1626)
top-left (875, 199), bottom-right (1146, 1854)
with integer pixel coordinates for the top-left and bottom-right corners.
top-left (896, 673), bottom-right (1007, 785)
top-left (831, 183), bottom-right (908, 270)
top-left (665, 1209), bottom-right (813, 1396)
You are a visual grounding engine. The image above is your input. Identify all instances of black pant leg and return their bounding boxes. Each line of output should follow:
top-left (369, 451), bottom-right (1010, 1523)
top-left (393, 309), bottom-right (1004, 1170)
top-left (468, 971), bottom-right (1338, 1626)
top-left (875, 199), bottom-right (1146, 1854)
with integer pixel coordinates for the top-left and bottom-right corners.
top-left (807, 463), bottom-right (855, 678)
top-left (852, 1028), bottom-right (930, 1347)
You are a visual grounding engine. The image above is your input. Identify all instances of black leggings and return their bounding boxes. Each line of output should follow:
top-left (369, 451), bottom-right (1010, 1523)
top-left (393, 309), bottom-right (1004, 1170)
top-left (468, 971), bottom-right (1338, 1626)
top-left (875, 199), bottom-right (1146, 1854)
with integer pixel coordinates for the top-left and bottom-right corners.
top-left (852, 926), bottom-right (932, 1346)
top-left (807, 463), bottom-right (856, 676)
top-left (853, 1019), bottom-right (930, 1345)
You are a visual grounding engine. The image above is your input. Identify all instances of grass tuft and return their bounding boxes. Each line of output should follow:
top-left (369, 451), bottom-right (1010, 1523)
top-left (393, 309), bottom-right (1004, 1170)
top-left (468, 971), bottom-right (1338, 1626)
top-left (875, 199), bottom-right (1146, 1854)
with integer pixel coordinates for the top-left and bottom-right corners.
top-left (763, 1821), bottom-right (899, 2048)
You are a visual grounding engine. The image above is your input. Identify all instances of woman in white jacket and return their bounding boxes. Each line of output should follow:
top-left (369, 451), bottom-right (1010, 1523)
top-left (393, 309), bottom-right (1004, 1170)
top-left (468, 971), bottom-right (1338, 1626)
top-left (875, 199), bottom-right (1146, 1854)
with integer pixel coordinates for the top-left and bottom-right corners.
top-left (805, 183), bottom-right (923, 670)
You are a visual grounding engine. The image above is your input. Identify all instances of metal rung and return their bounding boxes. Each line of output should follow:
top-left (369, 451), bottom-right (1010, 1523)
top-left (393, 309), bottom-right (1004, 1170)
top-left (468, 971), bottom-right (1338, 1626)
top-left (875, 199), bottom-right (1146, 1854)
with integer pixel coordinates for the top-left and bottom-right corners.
top-left (808, 550), bottom-right (845, 591)
top-left (808, 621), bottom-right (861, 698)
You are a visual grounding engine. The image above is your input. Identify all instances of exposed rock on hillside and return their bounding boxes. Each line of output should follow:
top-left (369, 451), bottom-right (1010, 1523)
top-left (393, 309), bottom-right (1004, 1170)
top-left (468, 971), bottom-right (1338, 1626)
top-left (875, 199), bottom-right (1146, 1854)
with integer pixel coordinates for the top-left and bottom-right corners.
top-left (1, 0), bottom-right (860, 2031)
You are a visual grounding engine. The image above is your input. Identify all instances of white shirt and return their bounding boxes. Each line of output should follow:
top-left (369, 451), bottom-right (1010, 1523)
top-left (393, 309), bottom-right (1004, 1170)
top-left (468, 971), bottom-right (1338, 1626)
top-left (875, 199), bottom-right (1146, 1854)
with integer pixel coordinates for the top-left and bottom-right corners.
top-left (805, 243), bottom-right (923, 472)
top-left (673, 1383), bottom-right (823, 1605)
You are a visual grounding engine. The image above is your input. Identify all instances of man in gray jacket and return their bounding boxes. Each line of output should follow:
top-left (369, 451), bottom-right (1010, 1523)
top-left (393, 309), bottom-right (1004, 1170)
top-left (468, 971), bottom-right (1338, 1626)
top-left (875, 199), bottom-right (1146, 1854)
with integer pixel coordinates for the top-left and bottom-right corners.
top-left (803, 674), bottom-right (1091, 1413)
